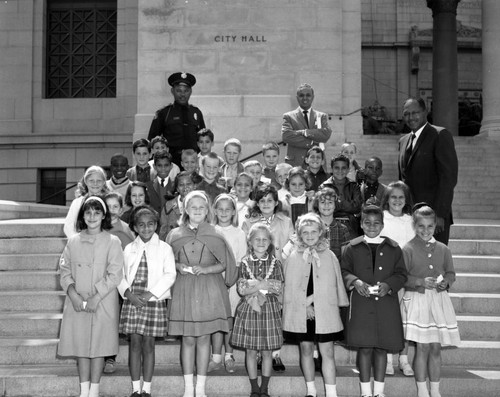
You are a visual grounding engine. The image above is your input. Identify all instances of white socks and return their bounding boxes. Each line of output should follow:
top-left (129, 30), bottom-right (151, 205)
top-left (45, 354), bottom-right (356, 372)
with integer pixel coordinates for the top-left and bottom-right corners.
top-left (430, 381), bottom-right (441, 397)
top-left (142, 381), bottom-right (151, 394)
top-left (306, 380), bottom-right (317, 396)
top-left (399, 354), bottom-right (410, 365)
top-left (417, 381), bottom-right (430, 397)
top-left (88, 383), bottom-right (99, 397)
top-left (79, 381), bottom-right (90, 397)
top-left (132, 380), bottom-right (141, 393)
top-left (212, 353), bottom-right (222, 364)
top-left (195, 374), bottom-right (207, 397)
top-left (373, 381), bottom-right (385, 396)
top-left (183, 374), bottom-right (194, 397)
top-left (325, 383), bottom-right (338, 397)
top-left (360, 381), bottom-right (371, 396)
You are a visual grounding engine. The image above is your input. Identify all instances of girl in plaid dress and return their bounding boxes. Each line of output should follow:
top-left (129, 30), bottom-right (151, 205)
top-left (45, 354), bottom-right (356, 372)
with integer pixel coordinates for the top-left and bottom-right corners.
top-left (118, 206), bottom-right (177, 397)
top-left (231, 224), bottom-right (284, 397)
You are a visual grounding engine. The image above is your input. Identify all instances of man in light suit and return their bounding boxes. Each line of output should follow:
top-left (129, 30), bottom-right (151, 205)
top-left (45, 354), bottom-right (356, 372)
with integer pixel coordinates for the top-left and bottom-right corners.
top-left (281, 83), bottom-right (333, 167)
top-left (398, 97), bottom-right (458, 245)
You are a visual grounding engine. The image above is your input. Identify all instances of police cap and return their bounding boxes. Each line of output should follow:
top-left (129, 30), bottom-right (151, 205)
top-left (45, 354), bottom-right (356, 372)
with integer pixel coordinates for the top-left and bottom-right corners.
top-left (168, 72), bottom-right (196, 87)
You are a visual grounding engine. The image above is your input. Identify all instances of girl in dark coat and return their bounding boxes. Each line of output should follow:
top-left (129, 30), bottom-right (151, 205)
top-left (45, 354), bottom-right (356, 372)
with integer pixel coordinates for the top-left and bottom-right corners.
top-left (341, 205), bottom-right (407, 397)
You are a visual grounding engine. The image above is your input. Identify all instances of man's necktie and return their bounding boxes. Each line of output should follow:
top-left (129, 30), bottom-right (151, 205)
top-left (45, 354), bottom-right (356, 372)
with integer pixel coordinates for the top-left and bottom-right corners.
top-left (303, 110), bottom-right (309, 128)
top-left (405, 133), bottom-right (416, 166)
top-left (160, 178), bottom-right (165, 187)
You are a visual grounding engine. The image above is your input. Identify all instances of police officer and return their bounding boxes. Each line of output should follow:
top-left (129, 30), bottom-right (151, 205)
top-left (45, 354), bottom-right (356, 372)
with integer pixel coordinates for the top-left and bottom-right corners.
top-left (148, 72), bottom-right (205, 167)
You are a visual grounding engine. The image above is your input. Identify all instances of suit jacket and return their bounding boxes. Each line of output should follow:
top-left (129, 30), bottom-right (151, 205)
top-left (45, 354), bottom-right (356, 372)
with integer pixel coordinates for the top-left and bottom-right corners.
top-left (281, 107), bottom-right (332, 166)
top-left (146, 179), bottom-right (174, 216)
top-left (398, 123), bottom-right (458, 221)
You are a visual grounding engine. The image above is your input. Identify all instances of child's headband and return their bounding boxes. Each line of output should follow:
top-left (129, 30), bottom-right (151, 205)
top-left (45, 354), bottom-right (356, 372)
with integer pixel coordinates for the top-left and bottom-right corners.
top-left (184, 190), bottom-right (209, 206)
top-left (84, 196), bottom-right (107, 214)
top-left (213, 193), bottom-right (236, 208)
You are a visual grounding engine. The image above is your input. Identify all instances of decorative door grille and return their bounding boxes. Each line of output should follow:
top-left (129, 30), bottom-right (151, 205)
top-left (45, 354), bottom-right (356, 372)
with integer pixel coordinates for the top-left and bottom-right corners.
top-left (46, 1), bottom-right (117, 98)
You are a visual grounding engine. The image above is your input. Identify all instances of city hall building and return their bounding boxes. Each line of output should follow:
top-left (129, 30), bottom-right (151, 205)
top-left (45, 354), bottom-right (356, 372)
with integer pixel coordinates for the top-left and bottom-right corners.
top-left (0, 0), bottom-right (497, 215)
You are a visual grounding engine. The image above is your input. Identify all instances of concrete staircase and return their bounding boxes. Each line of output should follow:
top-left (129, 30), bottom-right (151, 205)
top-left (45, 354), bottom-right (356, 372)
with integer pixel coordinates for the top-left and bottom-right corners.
top-left (0, 218), bottom-right (499, 396)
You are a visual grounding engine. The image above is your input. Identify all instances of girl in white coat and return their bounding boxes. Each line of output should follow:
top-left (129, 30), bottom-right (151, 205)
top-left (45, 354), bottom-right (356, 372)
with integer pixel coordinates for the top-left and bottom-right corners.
top-left (118, 205), bottom-right (177, 397)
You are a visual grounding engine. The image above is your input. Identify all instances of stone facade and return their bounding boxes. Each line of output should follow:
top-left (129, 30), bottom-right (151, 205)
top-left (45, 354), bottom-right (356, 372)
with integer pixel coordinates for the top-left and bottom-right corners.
top-left (0, 0), bottom-right (486, 204)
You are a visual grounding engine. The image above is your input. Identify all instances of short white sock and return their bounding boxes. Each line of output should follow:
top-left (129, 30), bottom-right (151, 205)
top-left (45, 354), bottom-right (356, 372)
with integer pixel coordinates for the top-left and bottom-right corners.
top-left (183, 374), bottom-right (194, 397)
top-left (313, 349), bottom-right (319, 359)
top-left (142, 381), bottom-right (151, 394)
top-left (430, 381), bottom-right (441, 397)
top-left (79, 381), bottom-right (90, 397)
top-left (373, 380), bottom-right (385, 396)
top-left (224, 352), bottom-right (233, 360)
top-left (212, 353), bottom-right (222, 363)
top-left (195, 374), bottom-right (207, 396)
top-left (399, 354), bottom-right (409, 365)
top-left (416, 381), bottom-right (430, 397)
top-left (306, 380), bottom-right (317, 396)
top-left (88, 383), bottom-right (99, 397)
top-left (132, 380), bottom-right (141, 393)
top-left (360, 381), bottom-right (372, 396)
top-left (325, 383), bottom-right (337, 397)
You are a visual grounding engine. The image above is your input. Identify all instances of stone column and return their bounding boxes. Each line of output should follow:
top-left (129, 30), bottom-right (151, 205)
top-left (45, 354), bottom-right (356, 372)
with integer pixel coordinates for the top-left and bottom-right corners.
top-left (480, 0), bottom-right (500, 140)
top-left (426, 0), bottom-right (460, 136)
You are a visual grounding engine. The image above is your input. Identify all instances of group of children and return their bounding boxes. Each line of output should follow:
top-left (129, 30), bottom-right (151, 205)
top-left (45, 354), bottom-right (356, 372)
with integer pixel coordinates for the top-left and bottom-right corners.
top-left (58, 134), bottom-right (460, 397)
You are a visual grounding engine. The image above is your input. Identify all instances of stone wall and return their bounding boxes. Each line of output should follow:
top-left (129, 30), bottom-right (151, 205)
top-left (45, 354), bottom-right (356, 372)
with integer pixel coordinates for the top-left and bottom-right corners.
top-left (135, 0), bottom-right (362, 159)
top-left (0, 0), bottom-right (138, 202)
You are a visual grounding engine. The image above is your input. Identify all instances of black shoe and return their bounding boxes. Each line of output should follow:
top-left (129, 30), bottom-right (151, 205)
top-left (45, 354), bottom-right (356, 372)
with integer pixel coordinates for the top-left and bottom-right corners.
top-left (250, 393), bottom-right (260, 397)
top-left (314, 356), bottom-right (322, 372)
top-left (141, 393), bottom-right (151, 397)
top-left (272, 356), bottom-right (285, 372)
top-left (130, 392), bottom-right (141, 397)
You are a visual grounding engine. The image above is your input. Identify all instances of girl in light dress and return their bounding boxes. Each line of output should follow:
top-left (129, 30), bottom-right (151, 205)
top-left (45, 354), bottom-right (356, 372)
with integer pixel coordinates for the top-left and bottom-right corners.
top-left (118, 206), bottom-right (176, 397)
top-left (380, 181), bottom-right (415, 376)
top-left (63, 165), bottom-right (109, 238)
top-left (58, 197), bottom-right (123, 397)
top-left (233, 172), bottom-right (255, 227)
top-left (165, 191), bottom-right (238, 397)
top-left (282, 213), bottom-right (348, 397)
top-left (401, 205), bottom-right (460, 397)
top-left (231, 224), bottom-right (284, 397)
top-left (207, 193), bottom-right (247, 373)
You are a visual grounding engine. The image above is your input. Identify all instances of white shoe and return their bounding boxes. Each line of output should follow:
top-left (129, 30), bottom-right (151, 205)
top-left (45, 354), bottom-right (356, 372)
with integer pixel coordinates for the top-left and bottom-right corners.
top-left (399, 361), bottom-right (415, 376)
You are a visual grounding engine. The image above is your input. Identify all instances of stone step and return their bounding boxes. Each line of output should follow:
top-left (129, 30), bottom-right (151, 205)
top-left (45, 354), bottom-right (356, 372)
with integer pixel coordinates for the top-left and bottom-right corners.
top-left (0, 338), bottom-right (498, 368)
top-left (1, 364), bottom-right (499, 397)
top-left (450, 292), bottom-right (500, 314)
top-left (0, 291), bottom-right (65, 312)
top-left (454, 273), bottom-right (500, 293)
top-left (453, 255), bottom-right (500, 273)
top-left (450, 223), bottom-right (500, 240)
top-left (0, 271), bottom-right (61, 291)
top-left (448, 239), bottom-right (500, 255)
top-left (0, 237), bottom-right (66, 255)
top-left (0, 253), bottom-right (60, 271)
top-left (0, 312), bottom-right (62, 338)
top-left (456, 314), bottom-right (500, 341)
top-left (0, 218), bottom-right (65, 238)
top-left (2, 311), bottom-right (498, 341)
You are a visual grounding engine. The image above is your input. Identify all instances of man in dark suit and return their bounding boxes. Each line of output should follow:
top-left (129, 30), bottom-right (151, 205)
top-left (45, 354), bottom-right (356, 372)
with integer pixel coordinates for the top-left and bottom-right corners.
top-left (148, 72), bottom-right (205, 167)
top-left (281, 83), bottom-right (332, 167)
top-left (398, 98), bottom-right (458, 244)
